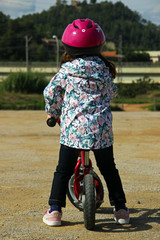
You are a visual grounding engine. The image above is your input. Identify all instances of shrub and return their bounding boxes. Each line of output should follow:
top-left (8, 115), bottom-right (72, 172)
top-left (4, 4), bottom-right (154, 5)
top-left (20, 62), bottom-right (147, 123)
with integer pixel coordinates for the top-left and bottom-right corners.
top-left (148, 104), bottom-right (160, 111)
top-left (111, 104), bottom-right (123, 111)
top-left (116, 76), bottom-right (160, 98)
top-left (124, 51), bottom-right (151, 62)
top-left (4, 71), bottom-right (48, 94)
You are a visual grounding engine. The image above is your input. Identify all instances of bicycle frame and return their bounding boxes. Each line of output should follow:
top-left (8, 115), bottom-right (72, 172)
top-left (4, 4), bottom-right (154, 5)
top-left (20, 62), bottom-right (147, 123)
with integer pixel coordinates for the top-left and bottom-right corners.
top-left (74, 150), bottom-right (101, 203)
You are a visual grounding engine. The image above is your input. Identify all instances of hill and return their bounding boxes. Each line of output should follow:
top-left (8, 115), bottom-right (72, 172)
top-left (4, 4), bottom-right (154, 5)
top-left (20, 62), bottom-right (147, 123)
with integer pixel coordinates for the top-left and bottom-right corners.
top-left (0, 1), bottom-right (160, 61)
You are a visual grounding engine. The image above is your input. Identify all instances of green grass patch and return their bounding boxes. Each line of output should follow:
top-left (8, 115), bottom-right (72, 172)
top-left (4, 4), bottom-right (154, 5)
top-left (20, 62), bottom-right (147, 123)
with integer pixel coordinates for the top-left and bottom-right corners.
top-left (0, 92), bottom-right (45, 110)
top-left (3, 71), bottom-right (48, 94)
top-left (113, 97), bottom-right (153, 104)
top-left (0, 74), bottom-right (160, 111)
top-left (142, 104), bottom-right (160, 111)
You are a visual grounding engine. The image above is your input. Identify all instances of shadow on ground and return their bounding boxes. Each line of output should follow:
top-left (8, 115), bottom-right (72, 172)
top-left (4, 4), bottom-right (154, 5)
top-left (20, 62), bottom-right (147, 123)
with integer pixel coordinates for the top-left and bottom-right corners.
top-left (94, 207), bottom-right (160, 233)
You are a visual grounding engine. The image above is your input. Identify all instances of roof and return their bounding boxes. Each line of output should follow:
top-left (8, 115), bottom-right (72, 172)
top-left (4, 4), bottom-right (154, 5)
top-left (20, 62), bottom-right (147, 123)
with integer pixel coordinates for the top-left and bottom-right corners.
top-left (146, 51), bottom-right (160, 57)
top-left (101, 51), bottom-right (119, 58)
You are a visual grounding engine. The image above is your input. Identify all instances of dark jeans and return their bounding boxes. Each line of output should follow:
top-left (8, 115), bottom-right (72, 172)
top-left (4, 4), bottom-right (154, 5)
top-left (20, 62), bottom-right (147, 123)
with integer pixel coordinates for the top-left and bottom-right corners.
top-left (49, 144), bottom-right (126, 207)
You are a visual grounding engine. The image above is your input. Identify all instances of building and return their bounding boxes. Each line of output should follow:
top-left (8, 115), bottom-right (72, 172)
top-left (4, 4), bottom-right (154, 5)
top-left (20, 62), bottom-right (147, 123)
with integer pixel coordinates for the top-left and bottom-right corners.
top-left (101, 51), bottom-right (120, 61)
top-left (146, 51), bottom-right (160, 63)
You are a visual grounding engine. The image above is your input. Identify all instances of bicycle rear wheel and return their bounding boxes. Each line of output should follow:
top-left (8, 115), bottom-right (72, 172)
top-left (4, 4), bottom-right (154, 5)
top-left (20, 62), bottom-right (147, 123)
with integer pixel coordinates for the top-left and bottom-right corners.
top-left (83, 174), bottom-right (96, 230)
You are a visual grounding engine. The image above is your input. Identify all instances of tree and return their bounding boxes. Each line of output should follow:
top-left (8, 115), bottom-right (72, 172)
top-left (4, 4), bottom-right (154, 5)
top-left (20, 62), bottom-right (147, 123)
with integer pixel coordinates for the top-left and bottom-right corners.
top-left (0, 2), bottom-right (160, 61)
top-left (124, 51), bottom-right (151, 62)
top-left (90, 0), bottom-right (96, 4)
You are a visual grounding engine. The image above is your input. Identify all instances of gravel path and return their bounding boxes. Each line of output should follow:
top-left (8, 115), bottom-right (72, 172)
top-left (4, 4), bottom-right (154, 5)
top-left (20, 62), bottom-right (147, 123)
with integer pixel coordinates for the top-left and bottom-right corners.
top-left (0, 111), bottom-right (160, 240)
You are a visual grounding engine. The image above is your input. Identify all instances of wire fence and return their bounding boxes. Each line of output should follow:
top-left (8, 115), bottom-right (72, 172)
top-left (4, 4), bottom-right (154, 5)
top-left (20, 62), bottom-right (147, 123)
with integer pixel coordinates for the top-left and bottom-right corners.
top-left (0, 61), bottom-right (160, 67)
top-left (112, 96), bottom-right (160, 111)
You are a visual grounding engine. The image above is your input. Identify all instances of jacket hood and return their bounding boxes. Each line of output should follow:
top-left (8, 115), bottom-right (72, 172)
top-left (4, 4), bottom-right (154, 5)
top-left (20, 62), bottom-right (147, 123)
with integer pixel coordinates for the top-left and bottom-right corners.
top-left (62, 56), bottom-right (110, 81)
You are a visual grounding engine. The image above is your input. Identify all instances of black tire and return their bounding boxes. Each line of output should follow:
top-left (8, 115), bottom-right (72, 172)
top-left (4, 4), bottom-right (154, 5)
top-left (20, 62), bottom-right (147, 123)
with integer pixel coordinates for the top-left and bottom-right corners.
top-left (67, 174), bottom-right (84, 210)
top-left (92, 171), bottom-right (104, 209)
top-left (67, 171), bottom-right (104, 211)
top-left (83, 174), bottom-right (96, 230)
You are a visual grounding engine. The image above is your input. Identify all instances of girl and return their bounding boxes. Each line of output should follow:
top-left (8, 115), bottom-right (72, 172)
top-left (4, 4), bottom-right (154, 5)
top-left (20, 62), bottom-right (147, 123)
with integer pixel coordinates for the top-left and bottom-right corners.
top-left (43, 18), bottom-right (129, 226)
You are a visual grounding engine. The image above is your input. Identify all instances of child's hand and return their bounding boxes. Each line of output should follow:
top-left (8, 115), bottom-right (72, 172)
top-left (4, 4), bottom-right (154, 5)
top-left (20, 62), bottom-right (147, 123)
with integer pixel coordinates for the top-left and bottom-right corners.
top-left (47, 115), bottom-right (51, 120)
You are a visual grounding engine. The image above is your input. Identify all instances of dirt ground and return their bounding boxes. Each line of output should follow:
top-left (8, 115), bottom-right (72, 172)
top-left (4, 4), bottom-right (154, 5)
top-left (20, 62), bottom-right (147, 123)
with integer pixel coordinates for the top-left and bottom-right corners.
top-left (119, 103), bottom-right (152, 112)
top-left (0, 110), bottom-right (160, 240)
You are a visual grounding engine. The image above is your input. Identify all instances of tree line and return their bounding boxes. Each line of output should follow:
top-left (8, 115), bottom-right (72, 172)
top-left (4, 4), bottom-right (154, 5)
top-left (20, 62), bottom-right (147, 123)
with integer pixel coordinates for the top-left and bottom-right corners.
top-left (0, 1), bottom-right (160, 62)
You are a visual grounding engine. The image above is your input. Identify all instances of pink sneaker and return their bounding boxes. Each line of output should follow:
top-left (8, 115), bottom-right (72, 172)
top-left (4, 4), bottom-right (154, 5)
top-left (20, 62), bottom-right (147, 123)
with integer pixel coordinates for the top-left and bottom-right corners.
top-left (43, 209), bottom-right (62, 226)
top-left (113, 208), bottom-right (130, 224)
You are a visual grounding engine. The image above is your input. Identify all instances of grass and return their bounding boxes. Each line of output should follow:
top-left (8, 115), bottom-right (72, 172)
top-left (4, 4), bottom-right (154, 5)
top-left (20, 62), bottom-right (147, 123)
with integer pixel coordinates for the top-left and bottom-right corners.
top-left (4, 71), bottom-right (48, 94)
top-left (141, 104), bottom-right (160, 111)
top-left (0, 91), bottom-right (159, 111)
top-left (113, 97), bottom-right (152, 104)
top-left (0, 92), bottom-right (45, 110)
top-left (112, 89), bottom-right (160, 110)
top-left (0, 73), bottom-right (46, 110)
top-left (0, 82), bottom-right (160, 111)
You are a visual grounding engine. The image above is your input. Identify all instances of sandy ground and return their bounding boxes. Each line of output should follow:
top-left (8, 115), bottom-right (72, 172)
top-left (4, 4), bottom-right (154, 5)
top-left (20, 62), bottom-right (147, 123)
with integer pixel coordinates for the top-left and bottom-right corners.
top-left (0, 110), bottom-right (160, 240)
top-left (119, 103), bottom-right (153, 112)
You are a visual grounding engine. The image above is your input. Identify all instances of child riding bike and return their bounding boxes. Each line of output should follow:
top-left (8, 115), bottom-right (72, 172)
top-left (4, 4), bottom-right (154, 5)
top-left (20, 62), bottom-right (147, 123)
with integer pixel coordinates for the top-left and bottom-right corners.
top-left (43, 18), bottom-right (129, 226)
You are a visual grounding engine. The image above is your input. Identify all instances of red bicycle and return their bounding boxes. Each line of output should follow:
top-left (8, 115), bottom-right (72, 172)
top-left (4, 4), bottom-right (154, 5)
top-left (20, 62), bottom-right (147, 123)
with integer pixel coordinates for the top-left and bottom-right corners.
top-left (47, 117), bottom-right (104, 230)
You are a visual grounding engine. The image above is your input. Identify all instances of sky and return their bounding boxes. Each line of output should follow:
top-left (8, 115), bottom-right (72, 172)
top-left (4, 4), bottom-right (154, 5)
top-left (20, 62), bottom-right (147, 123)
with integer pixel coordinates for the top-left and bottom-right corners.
top-left (0, 0), bottom-right (160, 25)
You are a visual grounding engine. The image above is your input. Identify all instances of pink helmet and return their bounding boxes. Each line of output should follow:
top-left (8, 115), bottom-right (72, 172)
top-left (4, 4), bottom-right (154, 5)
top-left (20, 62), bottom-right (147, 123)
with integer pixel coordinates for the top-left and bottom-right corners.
top-left (62, 19), bottom-right (105, 56)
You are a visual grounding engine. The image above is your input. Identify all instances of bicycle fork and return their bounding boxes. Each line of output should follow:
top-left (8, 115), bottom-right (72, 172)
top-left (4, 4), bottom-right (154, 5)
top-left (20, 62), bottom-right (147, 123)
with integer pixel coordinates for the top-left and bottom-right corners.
top-left (74, 151), bottom-right (92, 201)
top-left (74, 151), bottom-right (101, 203)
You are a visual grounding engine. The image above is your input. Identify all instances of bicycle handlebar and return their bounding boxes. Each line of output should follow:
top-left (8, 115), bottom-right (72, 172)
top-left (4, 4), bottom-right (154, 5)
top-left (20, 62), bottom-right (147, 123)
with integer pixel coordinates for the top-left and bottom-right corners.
top-left (46, 117), bottom-right (57, 127)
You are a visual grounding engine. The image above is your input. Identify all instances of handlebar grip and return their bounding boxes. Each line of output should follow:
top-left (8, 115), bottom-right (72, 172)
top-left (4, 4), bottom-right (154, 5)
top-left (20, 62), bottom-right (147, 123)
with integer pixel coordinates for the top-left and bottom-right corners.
top-left (47, 117), bottom-right (57, 127)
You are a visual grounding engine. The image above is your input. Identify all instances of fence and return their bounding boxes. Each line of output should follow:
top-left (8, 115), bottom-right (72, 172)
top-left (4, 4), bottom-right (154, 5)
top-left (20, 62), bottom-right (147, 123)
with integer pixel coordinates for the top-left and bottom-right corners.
top-left (1, 61), bottom-right (160, 83)
top-left (112, 96), bottom-right (160, 111)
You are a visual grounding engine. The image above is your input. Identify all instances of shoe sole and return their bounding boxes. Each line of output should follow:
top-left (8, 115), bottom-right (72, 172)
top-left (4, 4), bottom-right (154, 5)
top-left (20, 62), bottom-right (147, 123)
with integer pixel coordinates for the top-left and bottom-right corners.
top-left (43, 216), bottom-right (61, 226)
top-left (114, 217), bottom-right (130, 225)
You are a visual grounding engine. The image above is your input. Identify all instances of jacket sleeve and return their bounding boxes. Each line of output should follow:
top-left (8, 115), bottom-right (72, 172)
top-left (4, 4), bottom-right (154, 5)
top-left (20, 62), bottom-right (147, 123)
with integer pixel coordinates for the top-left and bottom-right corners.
top-left (43, 68), bottom-right (66, 119)
top-left (109, 78), bottom-right (117, 100)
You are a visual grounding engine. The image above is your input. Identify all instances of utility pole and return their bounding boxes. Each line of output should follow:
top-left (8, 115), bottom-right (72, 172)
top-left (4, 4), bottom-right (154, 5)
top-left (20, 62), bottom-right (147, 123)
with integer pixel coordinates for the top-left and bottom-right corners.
top-left (52, 35), bottom-right (59, 72)
top-left (25, 36), bottom-right (32, 71)
top-left (118, 35), bottom-right (122, 82)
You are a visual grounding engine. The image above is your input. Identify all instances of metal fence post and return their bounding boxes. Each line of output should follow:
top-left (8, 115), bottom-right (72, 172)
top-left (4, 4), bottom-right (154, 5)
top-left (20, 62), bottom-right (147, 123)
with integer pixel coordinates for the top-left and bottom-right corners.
top-left (154, 96), bottom-right (156, 111)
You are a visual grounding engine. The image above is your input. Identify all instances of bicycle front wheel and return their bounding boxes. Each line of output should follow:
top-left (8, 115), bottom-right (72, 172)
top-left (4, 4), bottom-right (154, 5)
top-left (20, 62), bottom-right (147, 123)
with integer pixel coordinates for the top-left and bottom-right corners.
top-left (83, 174), bottom-right (96, 230)
top-left (67, 171), bottom-right (104, 211)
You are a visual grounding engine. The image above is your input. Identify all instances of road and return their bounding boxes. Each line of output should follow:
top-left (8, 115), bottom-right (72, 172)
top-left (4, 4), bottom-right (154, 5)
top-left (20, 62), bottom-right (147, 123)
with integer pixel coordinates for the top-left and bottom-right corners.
top-left (0, 111), bottom-right (159, 239)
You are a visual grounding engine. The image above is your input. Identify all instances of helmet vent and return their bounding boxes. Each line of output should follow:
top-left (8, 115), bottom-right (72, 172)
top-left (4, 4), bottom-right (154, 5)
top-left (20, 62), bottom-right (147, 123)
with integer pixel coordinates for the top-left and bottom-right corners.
top-left (87, 25), bottom-right (92, 29)
top-left (73, 24), bottom-right (79, 29)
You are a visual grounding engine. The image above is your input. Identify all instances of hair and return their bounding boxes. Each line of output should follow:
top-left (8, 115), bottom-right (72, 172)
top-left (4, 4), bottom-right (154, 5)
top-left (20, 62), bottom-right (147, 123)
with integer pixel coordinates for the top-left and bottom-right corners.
top-left (59, 51), bottom-right (116, 79)
top-left (59, 52), bottom-right (74, 67)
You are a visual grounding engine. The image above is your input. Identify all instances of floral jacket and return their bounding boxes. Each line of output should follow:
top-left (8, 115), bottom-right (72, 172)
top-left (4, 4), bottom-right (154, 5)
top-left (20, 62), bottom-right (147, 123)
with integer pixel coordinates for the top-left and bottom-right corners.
top-left (43, 56), bottom-right (117, 149)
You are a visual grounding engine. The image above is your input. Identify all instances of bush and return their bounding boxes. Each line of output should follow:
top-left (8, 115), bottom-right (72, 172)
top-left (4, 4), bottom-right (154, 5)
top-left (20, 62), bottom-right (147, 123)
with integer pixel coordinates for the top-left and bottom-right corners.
top-left (4, 71), bottom-right (48, 94)
top-left (117, 76), bottom-right (160, 98)
top-left (124, 51), bottom-right (151, 62)
top-left (111, 104), bottom-right (123, 111)
top-left (148, 104), bottom-right (160, 111)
